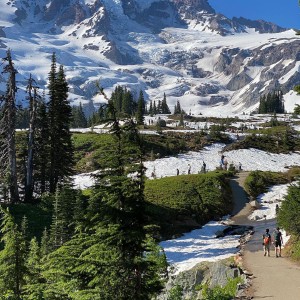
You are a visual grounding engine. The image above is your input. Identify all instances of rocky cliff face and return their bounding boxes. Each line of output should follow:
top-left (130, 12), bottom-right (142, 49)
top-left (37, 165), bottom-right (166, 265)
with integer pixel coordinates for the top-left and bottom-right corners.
top-left (0, 0), bottom-right (297, 114)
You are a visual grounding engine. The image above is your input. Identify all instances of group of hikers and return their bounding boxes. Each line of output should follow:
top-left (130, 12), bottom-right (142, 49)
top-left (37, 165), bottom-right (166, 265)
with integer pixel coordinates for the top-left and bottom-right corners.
top-left (176, 161), bottom-right (206, 176)
top-left (262, 227), bottom-right (284, 258)
top-left (220, 154), bottom-right (242, 171)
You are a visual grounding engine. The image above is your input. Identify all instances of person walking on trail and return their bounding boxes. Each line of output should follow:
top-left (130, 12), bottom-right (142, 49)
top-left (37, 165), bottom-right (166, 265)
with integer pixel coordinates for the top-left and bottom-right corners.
top-left (188, 164), bottom-right (191, 174)
top-left (273, 227), bottom-right (283, 257)
top-left (176, 168), bottom-right (179, 176)
top-left (220, 155), bottom-right (225, 169)
top-left (238, 162), bottom-right (242, 171)
top-left (263, 228), bottom-right (272, 257)
top-left (223, 158), bottom-right (228, 171)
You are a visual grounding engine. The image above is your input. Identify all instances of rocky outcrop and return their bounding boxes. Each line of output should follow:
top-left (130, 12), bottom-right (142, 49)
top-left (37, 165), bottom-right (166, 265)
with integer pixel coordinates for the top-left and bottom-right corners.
top-left (157, 258), bottom-right (246, 300)
top-left (227, 73), bottom-right (253, 91)
top-left (233, 17), bottom-right (287, 33)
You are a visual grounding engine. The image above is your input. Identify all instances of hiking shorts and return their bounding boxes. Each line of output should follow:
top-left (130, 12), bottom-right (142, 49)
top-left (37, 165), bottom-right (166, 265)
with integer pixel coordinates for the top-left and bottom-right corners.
top-left (275, 241), bottom-right (282, 247)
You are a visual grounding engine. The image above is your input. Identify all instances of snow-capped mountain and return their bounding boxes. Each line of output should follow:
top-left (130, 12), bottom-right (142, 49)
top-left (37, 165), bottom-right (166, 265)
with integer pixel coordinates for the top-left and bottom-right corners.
top-left (0, 0), bottom-right (299, 115)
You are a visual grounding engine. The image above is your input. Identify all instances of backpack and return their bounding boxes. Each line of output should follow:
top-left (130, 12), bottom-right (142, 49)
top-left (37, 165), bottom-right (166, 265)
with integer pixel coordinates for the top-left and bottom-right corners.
top-left (264, 234), bottom-right (271, 245)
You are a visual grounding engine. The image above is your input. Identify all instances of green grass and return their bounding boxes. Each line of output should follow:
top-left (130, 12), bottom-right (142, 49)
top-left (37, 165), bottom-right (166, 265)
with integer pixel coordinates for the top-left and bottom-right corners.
top-left (144, 171), bottom-right (233, 238)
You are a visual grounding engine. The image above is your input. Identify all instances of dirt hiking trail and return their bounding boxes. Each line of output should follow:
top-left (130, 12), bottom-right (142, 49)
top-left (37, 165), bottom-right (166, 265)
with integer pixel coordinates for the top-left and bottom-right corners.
top-left (230, 172), bottom-right (300, 299)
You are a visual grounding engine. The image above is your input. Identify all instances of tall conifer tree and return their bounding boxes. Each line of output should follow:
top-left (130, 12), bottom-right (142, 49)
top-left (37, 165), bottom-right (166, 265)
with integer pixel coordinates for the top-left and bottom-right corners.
top-left (0, 50), bottom-right (19, 203)
top-left (161, 93), bottom-right (171, 114)
top-left (34, 100), bottom-right (49, 194)
top-left (136, 90), bottom-right (145, 125)
top-left (48, 54), bottom-right (74, 193)
top-left (25, 75), bottom-right (40, 202)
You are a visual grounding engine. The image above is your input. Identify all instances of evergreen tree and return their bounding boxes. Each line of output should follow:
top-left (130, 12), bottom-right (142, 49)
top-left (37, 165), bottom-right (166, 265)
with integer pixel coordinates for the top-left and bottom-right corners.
top-left (258, 91), bottom-right (284, 114)
top-left (173, 101), bottom-right (181, 115)
top-left (39, 105), bottom-right (167, 299)
top-left (149, 101), bottom-right (153, 116)
top-left (161, 93), bottom-right (171, 114)
top-left (0, 208), bottom-right (26, 298)
top-left (179, 113), bottom-right (184, 127)
top-left (153, 101), bottom-right (157, 115)
top-left (25, 75), bottom-right (40, 203)
top-left (34, 100), bottom-right (49, 194)
top-left (71, 103), bottom-right (87, 128)
top-left (25, 237), bottom-right (41, 284)
top-left (0, 50), bottom-right (20, 203)
top-left (48, 54), bottom-right (74, 193)
top-left (294, 104), bottom-right (300, 115)
top-left (278, 182), bottom-right (300, 235)
top-left (23, 237), bottom-right (44, 299)
top-left (136, 90), bottom-right (145, 125)
top-left (111, 85), bottom-right (124, 114)
top-left (122, 88), bottom-right (134, 116)
top-left (40, 228), bottom-right (50, 258)
top-left (157, 100), bottom-right (162, 114)
top-left (294, 84), bottom-right (300, 95)
top-left (49, 184), bottom-right (77, 250)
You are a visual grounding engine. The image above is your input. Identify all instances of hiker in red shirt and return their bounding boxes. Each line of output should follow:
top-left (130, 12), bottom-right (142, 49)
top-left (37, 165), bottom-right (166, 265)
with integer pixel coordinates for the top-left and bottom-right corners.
top-left (263, 228), bottom-right (272, 257)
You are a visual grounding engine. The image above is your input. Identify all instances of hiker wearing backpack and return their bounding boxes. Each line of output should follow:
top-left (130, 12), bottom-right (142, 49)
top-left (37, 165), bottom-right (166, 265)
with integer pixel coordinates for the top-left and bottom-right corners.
top-left (273, 227), bottom-right (283, 257)
top-left (262, 228), bottom-right (272, 257)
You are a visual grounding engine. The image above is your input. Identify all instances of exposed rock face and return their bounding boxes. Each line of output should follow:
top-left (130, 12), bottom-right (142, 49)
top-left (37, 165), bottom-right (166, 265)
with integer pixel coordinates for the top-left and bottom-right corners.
top-left (172, 0), bottom-right (215, 15)
top-left (227, 73), bottom-right (253, 91)
top-left (157, 259), bottom-right (245, 299)
top-left (233, 17), bottom-right (286, 33)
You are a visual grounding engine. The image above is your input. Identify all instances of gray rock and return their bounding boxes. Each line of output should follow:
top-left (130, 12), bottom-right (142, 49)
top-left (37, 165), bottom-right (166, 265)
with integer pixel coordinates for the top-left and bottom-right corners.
top-left (227, 73), bottom-right (252, 91)
top-left (250, 200), bottom-right (261, 209)
top-left (157, 258), bottom-right (244, 299)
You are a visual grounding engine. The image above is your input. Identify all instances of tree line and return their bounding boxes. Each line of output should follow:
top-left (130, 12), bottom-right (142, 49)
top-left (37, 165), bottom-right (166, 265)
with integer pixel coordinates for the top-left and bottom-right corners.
top-left (258, 90), bottom-right (285, 114)
top-left (0, 51), bottom-right (73, 203)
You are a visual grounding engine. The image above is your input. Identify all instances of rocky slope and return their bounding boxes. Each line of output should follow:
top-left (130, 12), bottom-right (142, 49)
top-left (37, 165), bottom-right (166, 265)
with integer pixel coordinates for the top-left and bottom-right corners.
top-left (0, 0), bottom-right (298, 115)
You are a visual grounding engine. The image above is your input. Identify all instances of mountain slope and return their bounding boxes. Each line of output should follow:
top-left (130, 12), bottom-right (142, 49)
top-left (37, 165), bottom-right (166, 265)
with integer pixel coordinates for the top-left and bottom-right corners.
top-left (0, 0), bottom-right (298, 115)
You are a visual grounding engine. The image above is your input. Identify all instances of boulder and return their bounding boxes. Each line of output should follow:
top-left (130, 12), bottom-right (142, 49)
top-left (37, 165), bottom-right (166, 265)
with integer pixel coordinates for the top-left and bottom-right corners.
top-left (250, 200), bottom-right (261, 209)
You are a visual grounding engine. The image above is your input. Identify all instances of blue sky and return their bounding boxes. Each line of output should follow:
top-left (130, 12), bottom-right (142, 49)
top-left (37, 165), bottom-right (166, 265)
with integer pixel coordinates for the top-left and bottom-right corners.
top-left (208, 0), bottom-right (300, 29)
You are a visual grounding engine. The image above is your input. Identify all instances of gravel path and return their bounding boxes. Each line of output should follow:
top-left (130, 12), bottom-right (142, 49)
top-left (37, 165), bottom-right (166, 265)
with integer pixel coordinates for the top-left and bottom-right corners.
top-left (230, 172), bottom-right (300, 299)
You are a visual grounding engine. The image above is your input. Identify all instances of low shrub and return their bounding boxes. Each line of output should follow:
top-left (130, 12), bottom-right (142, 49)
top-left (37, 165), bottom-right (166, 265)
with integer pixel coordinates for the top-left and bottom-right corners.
top-left (244, 171), bottom-right (287, 198)
top-left (201, 277), bottom-right (243, 300)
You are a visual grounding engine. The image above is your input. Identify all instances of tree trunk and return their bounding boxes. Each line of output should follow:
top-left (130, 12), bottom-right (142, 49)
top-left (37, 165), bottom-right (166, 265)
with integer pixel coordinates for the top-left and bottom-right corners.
top-left (25, 75), bottom-right (37, 203)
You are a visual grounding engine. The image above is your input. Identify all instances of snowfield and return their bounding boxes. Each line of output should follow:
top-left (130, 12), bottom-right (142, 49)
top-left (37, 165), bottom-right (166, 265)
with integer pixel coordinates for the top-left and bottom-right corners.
top-left (160, 221), bottom-right (240, 275)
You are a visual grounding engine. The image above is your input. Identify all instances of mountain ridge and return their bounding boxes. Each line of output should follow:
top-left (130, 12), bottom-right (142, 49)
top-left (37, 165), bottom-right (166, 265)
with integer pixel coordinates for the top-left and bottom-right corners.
top-left (0, 0), bottom-right (298, 115)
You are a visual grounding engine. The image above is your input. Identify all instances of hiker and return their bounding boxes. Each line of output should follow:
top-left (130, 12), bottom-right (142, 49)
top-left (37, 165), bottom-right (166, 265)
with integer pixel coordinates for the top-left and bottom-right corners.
top-left (188, 164), bottom-right (191, 174)
top-left (220, 155), bottom-right (225, 169)
top-left (275, 204), bottom-right (279, 215)
top-left (238, 162), bottom-right (242, 171)
top-left (223, 157), bottom-right (228, 171)
top-left (202, 161), bottom-right (206, 173)
top-left (273, 227), bottom-right (283, 257)
top-left (176, 168), bottom-right (179, 176)
top-left (262, 228), bottom-right (272, 257)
